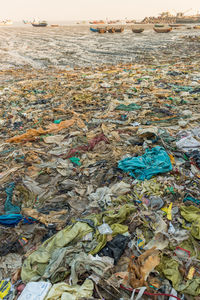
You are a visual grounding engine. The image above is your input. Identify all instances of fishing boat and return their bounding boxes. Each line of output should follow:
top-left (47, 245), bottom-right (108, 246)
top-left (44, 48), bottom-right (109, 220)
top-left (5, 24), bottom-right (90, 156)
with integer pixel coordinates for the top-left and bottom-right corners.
top-left (108, 27), bottom-right (115, 33)
top-left (31, 20), bottom-right (48, 27)
top-left (115, 27), bottom-right (124, 32)
top-left (153, 27), bottom-right (172, 33)
top-left (154, 24), bottom-right (164, 27)
top-left (90, 27), bottom-right (99, 32)
top-left (193, 25), bottom-right (200, 29)
top-left (98, 28), bottom-right (107, 33)
top-left (132, 28), bottom-right (144, 33)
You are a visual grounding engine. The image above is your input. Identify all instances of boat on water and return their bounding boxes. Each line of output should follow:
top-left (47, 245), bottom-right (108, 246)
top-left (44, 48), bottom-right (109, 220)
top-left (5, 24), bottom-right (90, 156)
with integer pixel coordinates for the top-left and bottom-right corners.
top-left (31, 20), bottom-right (48, 27)
top-left (153, 27), bottom-right (172, 33)
top-left (0, 20), bottom-right (13, 26)
top-left (132, 28), bottom-right (144, 33)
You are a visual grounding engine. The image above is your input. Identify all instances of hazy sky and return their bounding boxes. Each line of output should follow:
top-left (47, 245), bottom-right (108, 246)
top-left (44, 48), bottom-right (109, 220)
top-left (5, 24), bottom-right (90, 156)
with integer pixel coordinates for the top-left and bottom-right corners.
top-left (1, 0), bottom-right (200, 21)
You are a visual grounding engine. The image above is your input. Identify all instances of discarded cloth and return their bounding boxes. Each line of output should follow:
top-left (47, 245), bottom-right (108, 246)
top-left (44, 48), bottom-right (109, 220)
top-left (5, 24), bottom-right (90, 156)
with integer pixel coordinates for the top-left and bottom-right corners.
top-left (118, 146), bottom-right (172, 180)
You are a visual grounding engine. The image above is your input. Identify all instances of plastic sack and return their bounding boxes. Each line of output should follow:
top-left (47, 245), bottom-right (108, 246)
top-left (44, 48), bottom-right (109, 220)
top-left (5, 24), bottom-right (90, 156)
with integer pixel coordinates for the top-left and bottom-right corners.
top-left (45, 279), bottom-right (93, 300)
top-left (18, 281), bottom-right (52, 300)
top-left (118, 146), bottom-right (172, 180)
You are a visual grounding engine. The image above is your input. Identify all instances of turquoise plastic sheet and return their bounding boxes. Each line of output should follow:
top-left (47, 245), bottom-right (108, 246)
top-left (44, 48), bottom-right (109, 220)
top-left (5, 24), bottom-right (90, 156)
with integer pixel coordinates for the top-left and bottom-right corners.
top-left (118, 146), bottom-right (172, 180)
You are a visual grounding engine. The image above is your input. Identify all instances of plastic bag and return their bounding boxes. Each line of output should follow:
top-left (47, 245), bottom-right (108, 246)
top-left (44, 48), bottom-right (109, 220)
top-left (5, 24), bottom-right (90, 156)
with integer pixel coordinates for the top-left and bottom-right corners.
top-left (118, 146), bottom-right (172, 180)
top-left (18, 281), bottom-right (52, 300)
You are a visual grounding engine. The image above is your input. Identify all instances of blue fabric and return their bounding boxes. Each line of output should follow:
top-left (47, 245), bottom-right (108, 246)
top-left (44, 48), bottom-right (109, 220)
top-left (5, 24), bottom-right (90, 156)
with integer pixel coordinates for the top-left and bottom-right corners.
top-left (118, 146), bottom-right (172, 180)
top-left (4, 182), bottom-right (21, 214)
top-left (0, 214), bottom-right (36, 227)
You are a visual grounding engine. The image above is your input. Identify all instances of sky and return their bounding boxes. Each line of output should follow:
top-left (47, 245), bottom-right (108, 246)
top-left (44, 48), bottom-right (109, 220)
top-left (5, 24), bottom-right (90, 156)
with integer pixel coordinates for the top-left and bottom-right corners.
top-left (1, 0), bottom-right (200, 21)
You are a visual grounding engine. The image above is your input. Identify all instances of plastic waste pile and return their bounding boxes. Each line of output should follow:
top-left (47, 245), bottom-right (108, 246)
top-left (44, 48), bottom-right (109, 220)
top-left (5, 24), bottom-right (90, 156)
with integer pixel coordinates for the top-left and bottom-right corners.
top-left (0, 60), bottom-right (200, 300)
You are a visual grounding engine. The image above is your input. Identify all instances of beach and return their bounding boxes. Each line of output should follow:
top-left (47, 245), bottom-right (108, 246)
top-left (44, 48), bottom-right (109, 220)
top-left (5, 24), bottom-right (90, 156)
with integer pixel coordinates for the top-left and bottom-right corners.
top-left (0, 24), bottom-right (200, 299)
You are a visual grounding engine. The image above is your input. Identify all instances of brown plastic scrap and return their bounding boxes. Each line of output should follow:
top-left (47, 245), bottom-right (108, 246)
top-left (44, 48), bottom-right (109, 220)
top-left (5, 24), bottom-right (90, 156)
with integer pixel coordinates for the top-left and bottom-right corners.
top-left (128, 247), bottom-right (160, 288)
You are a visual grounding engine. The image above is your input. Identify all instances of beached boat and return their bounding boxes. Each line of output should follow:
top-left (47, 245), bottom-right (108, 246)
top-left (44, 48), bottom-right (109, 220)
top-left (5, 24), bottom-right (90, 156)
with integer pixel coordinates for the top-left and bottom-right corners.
top-left (108, 27), bottom-right (115, 33)
top-left (115, 27), bottom-right (124, 33)
top-left (132, 28), bottom-right (144, 33)
top-left (98, 28), bottom-right (107, 33)
top-left (153, 27), bottom-right (172, 33)
top-left (193, 25), bottom-right (200, 29)
top-left (90, 27), bottom-right (99, 32)
top-left (32, 21), bottom-right (48, 27)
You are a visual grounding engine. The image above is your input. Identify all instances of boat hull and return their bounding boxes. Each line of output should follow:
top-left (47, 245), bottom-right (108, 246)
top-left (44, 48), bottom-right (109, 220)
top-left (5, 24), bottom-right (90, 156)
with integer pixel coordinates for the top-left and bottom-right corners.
top-left (32, 23), bottom-right (47, 27)
top-left (153, 27), bottom-right (172, 33)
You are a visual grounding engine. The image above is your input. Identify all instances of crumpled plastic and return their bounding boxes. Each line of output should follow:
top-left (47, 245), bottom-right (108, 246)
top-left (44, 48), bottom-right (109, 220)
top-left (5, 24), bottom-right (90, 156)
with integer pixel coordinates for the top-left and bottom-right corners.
top-left (128, 247), bottom-right (160, 288)
top-left (21, 204), bottom-right (135, 282)
top-left (98, 234), bottom-right (129, 264)
top-left (18, 281), bottom-right (52, 300)
top-left (89, 182), bottom-right (131, 208)
top-left (70, 252), bottom-right (113, 284)
top-left (180, 205), bottom-right (200, 239)
top-left (118, 146), bottom-right (172, 180)
top-left (4, 182), bottom-right (20, 214)
top-left (45, 279), bottom-right (94, 300)
top-left (176, 135), bottom-right (200, 151)
top-left (160, 256), bottom-right (200, 296)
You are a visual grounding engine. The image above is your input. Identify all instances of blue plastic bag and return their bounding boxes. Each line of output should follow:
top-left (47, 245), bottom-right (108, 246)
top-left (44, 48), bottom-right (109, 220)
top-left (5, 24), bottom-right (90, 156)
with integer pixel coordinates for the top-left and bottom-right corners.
top-left (118, 146), bottom-right (172, 180)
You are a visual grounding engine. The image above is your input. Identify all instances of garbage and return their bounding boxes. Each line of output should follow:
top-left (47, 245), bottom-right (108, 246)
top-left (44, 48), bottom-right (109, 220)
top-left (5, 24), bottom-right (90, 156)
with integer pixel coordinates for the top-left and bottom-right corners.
top-left (18, 281), bottom-right (52, 300)
top-left (118, 146), bottom-right (172, 180)
top-left (0, 42), bottom-right (200, 300)
top-left (45, 279), bottom-right (93, 300)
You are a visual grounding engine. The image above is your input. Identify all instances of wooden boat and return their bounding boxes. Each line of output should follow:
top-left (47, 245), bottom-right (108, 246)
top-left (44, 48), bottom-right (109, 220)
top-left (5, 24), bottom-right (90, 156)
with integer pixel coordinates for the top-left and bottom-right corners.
top-left (98, 28), bottom-right (107, 33)
top-left (115, 27), bottom-right (124, 33)
top-left (32, 21), bottom-right (48, 27)
top-left (108, 27), bottom-right (115, 33)
top-left (90, 27), bottom-right (99, 32)
top-left (132, 28), bottom-right (144, 33)
top-left (193, 25), bottom-right (200, 29)
top-left (153, 27), bottom-right (172, 33)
